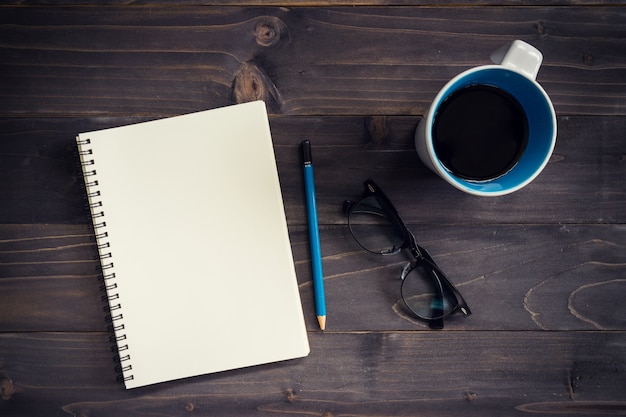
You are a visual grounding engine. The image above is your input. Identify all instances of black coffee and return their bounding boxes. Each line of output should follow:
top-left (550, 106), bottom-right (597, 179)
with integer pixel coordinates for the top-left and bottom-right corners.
top-left (433, 84), bottom-right (528, 181)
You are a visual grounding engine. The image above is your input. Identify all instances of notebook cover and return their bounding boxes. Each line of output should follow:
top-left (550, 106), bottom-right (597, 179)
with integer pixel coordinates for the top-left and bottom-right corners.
top-left (76, 101), bottom-right (309, 389)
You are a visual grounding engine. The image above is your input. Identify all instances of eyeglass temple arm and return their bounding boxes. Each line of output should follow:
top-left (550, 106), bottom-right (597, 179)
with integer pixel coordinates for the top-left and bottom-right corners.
top-left (362, 180), bottom-right (472, 319)
top-left (430, 266), bottom-right (472, 317)
top-left (362, 179), bottom-right (418, 254)
top-left (364, 180), bottom-right (472, 318)
top-left (362, 179), bottom-right (403, 217)
top-left (342, 200), bottom-right (355, 215)
top-left (413, 243), bottom-right (472, 317)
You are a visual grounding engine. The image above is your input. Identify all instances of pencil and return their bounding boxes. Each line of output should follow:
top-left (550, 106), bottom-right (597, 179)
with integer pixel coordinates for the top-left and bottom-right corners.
top-left (301, 140), bottom-right (327, 331)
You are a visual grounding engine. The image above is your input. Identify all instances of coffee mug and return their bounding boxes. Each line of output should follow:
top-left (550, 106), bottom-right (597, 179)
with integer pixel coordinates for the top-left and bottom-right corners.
top-left (415, 40), bottom-right (557, 196)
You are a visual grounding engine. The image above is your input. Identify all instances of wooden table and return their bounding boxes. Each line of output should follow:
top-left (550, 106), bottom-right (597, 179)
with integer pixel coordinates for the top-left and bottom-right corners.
top-left (1, 3), bottom-right (625, 416)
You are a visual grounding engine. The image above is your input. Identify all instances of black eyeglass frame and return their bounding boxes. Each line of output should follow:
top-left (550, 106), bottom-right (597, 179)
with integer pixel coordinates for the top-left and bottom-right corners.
top-left (343, 178), bottom-right (471, 326)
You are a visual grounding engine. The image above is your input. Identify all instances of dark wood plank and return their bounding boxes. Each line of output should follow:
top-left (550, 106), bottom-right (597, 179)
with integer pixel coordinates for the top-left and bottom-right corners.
top-left (300, 224), bottom-right (626, 332)
top-left (5, 1), bottom-right (626, 6)
top-left (0, 224), bottom-right (105, 333)
top-left (276, 115), bottom-right (626, 226)
top-left (1, 331), bottom-right (625, 416)
top-left (0, 115), bottom-right (623, 225)
top-left (0, 4), bottom-right (624, 416)
top-left (1, 222), bottom-right (624, 332)
top-left (1, 7), bottom-right (624, 117)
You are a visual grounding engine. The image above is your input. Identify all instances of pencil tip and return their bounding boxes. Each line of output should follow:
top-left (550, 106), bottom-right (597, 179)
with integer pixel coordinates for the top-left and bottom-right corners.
top-left (317, 315), bottom-right (326, 331)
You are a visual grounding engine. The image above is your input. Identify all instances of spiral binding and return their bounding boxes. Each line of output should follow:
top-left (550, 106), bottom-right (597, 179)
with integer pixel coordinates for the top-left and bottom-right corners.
top-left (76, 136), bottom-right (134, 385)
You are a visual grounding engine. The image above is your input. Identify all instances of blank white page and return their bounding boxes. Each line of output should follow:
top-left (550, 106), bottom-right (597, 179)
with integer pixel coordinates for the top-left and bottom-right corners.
top-left (77, 101), bottom-right (309, 389)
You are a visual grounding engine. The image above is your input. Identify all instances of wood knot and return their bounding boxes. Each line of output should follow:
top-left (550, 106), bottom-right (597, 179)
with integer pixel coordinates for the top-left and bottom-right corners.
top-left (1, 377), bottom-right (15, 401)
top-left (583, 53), bottom-right (596, 66)
top-left (465, 391), bottom-right (478, 401)
top-left (254, 16), bottom-right (289, 47)
top-left (285, 388), bottom-right (296, 402)
top-left (365, 116), bottom-right (390, 145)
top-left (535, 22), bottom-right (546, 35)
top-left (232, 61), bottom-right (283, 112)
top-left (185, 402), bottom-right (194, 412)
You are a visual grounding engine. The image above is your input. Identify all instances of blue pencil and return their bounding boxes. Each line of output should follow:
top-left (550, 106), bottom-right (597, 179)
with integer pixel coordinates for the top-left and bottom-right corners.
top-left (301, 140), bottom-right (327, 331)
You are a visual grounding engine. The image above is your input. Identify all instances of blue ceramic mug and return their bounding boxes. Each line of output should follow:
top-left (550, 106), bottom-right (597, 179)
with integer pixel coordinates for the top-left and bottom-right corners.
top-left (416, 40), bottom-right (557, 196)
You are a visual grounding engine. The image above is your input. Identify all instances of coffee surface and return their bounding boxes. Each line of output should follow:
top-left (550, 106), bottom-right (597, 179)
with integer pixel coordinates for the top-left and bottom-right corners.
top-left (433, 84), bottom-right (528, 181)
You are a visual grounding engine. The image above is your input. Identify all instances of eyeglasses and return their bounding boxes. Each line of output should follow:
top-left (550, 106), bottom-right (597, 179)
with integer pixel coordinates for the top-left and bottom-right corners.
top-left (343, 178), bottom-right (471, 329)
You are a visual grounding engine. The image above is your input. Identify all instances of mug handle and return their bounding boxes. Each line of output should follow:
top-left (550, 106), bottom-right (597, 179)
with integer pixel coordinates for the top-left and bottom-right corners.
top-left (490, 40), bottom-right (543, 81)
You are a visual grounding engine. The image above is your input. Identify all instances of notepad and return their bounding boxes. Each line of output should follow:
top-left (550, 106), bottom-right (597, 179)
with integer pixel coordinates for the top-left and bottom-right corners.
top-left (76, 101), bottom-right (309, 389)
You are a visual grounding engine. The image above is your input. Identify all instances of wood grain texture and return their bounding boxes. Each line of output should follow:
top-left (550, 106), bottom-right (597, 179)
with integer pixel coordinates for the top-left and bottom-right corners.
top-left (5, 1), bottom-right (626, 5)
top-left (1, 222), bottom-right (624, 333)
top-left (0, 3), bottom-right (625, 416)
top-left (1, 6), bottom-right (624, 117)
top-left (0, 115), bottom-right (623, 224)
top-left (0, 331), bottom-right (625, 416)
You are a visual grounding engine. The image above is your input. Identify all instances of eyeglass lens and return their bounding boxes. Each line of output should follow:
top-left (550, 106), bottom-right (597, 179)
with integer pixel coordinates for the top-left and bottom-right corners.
top-left (401, 263), bottom-right (458, 320)
top-left (347, 196), bottom-right (405, 255)
top-left (347, 194), bottom-right (460, 321)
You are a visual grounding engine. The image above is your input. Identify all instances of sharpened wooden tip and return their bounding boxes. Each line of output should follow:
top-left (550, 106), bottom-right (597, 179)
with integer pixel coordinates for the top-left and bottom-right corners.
top-left (317, 316), bottom-right (326, 331)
